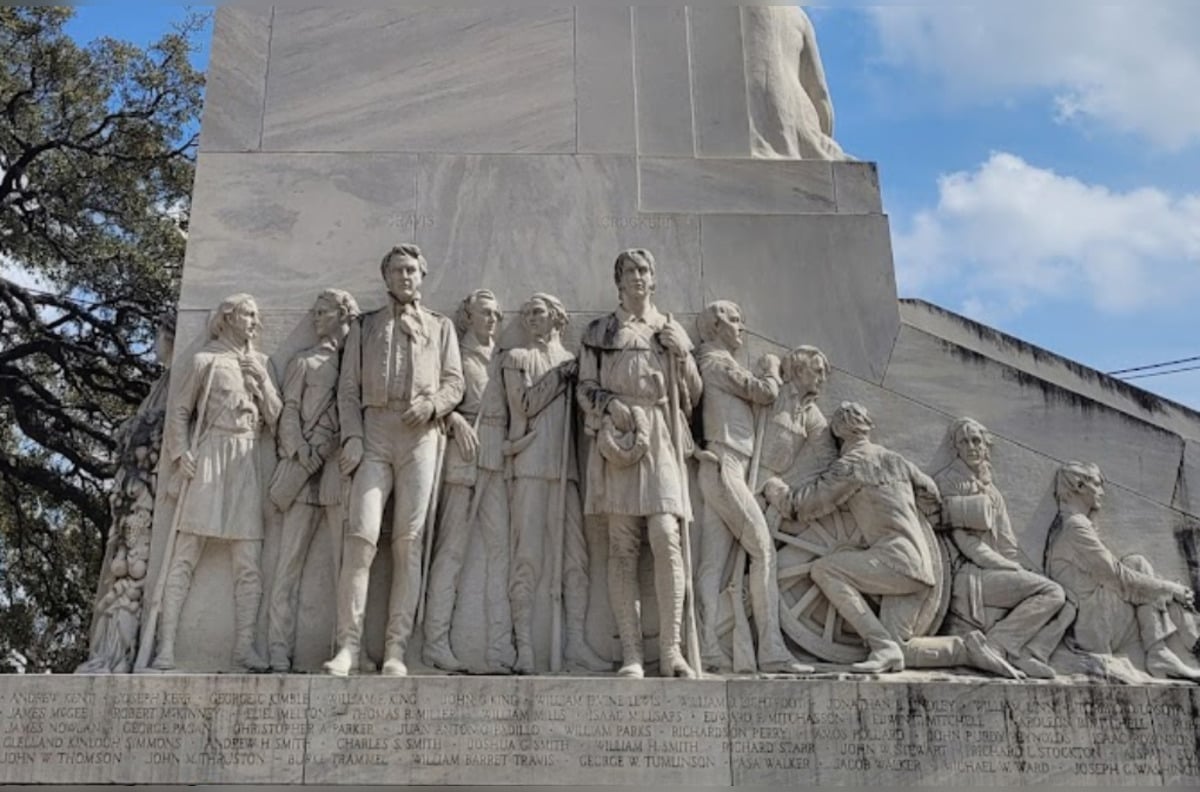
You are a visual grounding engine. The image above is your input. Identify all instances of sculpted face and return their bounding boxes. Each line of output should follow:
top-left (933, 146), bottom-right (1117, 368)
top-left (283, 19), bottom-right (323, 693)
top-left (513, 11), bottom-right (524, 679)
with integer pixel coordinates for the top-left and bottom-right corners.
top-left (383, 254), bottom-right (423, 303)
top-left (715, 305), bottom-right (745, 353)
top-left (225, 300), bottom-right (261, 346)
top-left (312, 296), bottom-right (342, 341)
top-left (522, 298), bottom-right (554, 342)
top-left (792, 356), bottom-right (827, 397)
top-left (469, 297), bottom-right (502, 345)
top-left (1080, 473), bottom-right (1104, 512)
top-left (617, 257), bottom-right (654, 302)
top-left (955, 423), bottom-right (990, 469)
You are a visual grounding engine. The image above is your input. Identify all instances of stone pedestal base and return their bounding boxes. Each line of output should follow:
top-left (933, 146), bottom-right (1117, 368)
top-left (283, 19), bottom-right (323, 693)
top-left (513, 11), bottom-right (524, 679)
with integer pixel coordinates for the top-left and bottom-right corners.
top-left (3, 674), bottom-right (1197, 786)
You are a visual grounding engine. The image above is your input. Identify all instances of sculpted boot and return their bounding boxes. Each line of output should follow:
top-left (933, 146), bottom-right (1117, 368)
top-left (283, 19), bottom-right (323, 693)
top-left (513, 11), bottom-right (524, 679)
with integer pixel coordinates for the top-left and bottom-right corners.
top-left (232, 583), bottom-right (268, 673)
top-left (851, 638), bottom-right (905, 674)
top-left (150, 596), bottom-right (182, 671)
top-left (609, 557), bottom-right (644, 678)
top-left (1146, 643), bottom-right (1200, 682)
top-left (564, 573), bottom-right (610, 672)
top-left (324, 538), bottom-right (374, 676)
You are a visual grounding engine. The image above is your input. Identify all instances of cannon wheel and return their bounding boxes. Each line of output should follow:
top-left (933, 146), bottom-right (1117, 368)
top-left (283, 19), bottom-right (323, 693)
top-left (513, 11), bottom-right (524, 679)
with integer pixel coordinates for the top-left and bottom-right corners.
top-left (775, 509), bottom-right (950, 664)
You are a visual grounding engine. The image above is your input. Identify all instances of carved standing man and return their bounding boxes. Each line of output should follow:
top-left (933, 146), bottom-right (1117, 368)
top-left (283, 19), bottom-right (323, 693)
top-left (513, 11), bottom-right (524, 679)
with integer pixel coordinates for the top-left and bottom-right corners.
top-left (935, 418), bottom-right (1073, 679)
top-left (578, 249), bottom-right (702, 679)
top-left (324, 244), bottom-right (464, 677)
top-left (152, 294), bottom-right (282, 672)
top-left (503, 293), bottom-right (609, 674)
top-left (1046, 462), bottom-right (1200, 682)
top-left (693, 300), bottom-right (811, 674)
top-left (422, 289), bottom-right (515, 674)
top-left (266, 289), bottom-right (359, 672)
top-left (763, 402), bottom-right (1020, 678)
top-left (743, 6), bottom-right (847, 160)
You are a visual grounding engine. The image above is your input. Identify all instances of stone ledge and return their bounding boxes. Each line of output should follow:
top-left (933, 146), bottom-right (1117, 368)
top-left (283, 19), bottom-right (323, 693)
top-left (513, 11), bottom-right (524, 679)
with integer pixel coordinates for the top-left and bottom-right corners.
top-left (3, 674), bottom-right (1196, 786)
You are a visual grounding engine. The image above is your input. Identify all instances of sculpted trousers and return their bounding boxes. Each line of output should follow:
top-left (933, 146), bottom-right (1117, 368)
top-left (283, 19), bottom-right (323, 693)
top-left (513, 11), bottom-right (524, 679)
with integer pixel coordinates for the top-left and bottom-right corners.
top-left (509, 478), bottom-right (591, 652)
top-left (268, 500), bottom-right (339, 665)
top-left (608, 514), bottom-right (685, 660)
top-left (161, 533), bottom-right (262, 654)
top-left (953, 566), bottom-right (1071, 661)
top-left (1073, 554), bottom-right (1179, 657)
top-left (334, 408), bottom-right (438, 660)
top-left (696, 451), bottom-right (793, 665)
top-left (424, 473), bottom-right (515, 668)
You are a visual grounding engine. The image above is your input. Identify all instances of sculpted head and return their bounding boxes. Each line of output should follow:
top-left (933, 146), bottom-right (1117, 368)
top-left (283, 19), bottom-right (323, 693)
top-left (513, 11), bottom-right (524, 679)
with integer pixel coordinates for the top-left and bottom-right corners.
top-left (613, 249), bottom-right (656, 304)
top-left (782, 346), bottom-right (829, 398)
top-left (697, 300), bottom-right (745, 353)
top-left (1055, 461), bottom-right (1104, 515)
top-left (154, 312), bottom-right (176, 367)
top-left (830, 401), bottom-right (873, 444)
top-left (313, 288), bottom-right (360, 345)
top-left (209, 293), bottom-right (260, 348)
top-left (950, 417), bottom-right (992, 471)
top-left (455, 289), bottom-right (503, 345)
top-left (521, 292), bottom-right (568, 343)
top-left (380, 243), bottom-right (427, 303)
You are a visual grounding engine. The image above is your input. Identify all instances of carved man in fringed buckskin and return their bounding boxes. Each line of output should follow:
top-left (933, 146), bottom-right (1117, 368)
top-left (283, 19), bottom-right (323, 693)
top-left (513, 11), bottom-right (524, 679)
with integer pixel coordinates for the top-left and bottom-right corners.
top-left (578, 249), bottom-right (702, 679)
top-left (1046, 461), bottom-right (1200, 682)
top-left (693, 300), bottom-right (811, 675)
top-left (422, 289), bottom-right (516, 674)
top-left (503, 293), bottom-right (609, 674)
top-left (152, 294), bottom-right (282, 672)
top-left (324, 244), bottom-right (464, 677)
top-left (78, 315), bottom-right (175, 674)
top-left (266, 288), bottom-right (359, 673)
top-left (763, 402), bottom-right (1022, 678)
top-left (934, 418), bottom-right (1074, 680)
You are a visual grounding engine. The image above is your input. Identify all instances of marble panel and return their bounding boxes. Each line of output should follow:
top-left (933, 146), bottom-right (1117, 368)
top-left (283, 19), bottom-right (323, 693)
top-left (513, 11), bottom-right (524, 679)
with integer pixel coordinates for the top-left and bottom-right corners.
top-left (199, 7), bottom-right (272, 153)
top-left (179, 152), bottom-right (420, 311)
top-left (688, 6), bottom-right (752, 158)
top-left (304, 677), bottom-right (731, 786)
top-left (576, 6), bottom-right (636, 154)
top-left (639, 157), bottom-right (836, 214)
top-left (261, 7), bottom-right (575, 153)
top-left (700, 214), bottom-right (899, 384)
top-left (727, 679), bottom-right (1200, 787)
top-left (884, 324), bottom-right (1185, 506)
top-left (415, 154), bottom-right (703, 314)
top-left (632, 6), bottom-right (695, 157)
top-left (834, 161), bottom-right (884, 214)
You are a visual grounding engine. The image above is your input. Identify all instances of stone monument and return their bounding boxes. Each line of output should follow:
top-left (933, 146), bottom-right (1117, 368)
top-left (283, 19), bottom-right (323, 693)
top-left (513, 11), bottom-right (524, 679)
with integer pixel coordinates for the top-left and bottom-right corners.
top-left (4, 4), bottom-right (1200, 788)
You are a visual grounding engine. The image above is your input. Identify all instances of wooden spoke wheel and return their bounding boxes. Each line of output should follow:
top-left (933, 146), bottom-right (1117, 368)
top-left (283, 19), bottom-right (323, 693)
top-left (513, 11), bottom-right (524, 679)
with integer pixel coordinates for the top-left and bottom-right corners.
top-left (774, 509), bottom-right (950, 664)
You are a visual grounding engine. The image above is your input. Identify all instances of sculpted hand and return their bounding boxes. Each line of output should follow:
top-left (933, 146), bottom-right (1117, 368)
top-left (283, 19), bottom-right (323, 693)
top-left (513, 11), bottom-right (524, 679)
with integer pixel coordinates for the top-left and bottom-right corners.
top-left (1170, 583), bottom-right (1196, 611)
top-left (558, 358), bottom-right (579, 382)
top-left (240, 356), bottom-right (269, 388)
top-left (178, 451), bottom-right (197, 481)
top-left (608, 398), bottom-right (634, 433)
top-left (756, 353), bottom-right (782, 380)
top-left (761, 477), bottom-right (791, 512)
top-left (658, 323), bottom-right (690, 358)
top-left (449, 412), bottom-right (479, 461)
top-left (340, 437), bottom-right (364, 476)
top-left (401, 397), bottom-right (436, 428)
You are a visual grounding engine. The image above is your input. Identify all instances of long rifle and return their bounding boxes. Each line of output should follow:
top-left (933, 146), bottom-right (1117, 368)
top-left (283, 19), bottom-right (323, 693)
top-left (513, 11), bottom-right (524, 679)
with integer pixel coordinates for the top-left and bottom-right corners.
top-left (664, 315), bottom-right (702, 676)
top-left (549, 380), bottom-right (573, 672)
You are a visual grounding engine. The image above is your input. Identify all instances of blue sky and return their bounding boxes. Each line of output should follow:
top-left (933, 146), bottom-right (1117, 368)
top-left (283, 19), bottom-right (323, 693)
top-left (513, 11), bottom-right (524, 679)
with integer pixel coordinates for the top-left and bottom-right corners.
top-left (64, 4), bottom-right (1200, 407)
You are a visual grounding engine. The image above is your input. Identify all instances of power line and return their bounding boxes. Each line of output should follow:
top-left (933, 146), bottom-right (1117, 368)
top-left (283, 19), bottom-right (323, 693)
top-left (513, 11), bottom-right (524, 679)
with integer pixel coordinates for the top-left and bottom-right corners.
top-left (1108, 355), bottom-right (1200, 376)
top-left (1122, 364), bottom-right (1200, 381)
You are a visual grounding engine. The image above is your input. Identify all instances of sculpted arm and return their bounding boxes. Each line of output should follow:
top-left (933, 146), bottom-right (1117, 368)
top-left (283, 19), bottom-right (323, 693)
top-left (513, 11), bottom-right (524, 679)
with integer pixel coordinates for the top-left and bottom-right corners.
top-left (518, 357), bottom-right (573, 419)
top-left (430, 319), bottom-right (465, 419)
top-left (165, 354), bottom-right (203, 465)
top-left (797, 12), bottom-right (834, 136)
top-left (577, 344), bottom-right (613, 419)
top-left (256, 356), bottom-right (284, 431)
top-left (1066, 519), bottom-right (1178, 604)
top-left (278, 356), bottom-right (307, 459)
top-left (337, 319), bottom-right (364, 444)
top-left (708, 355), bottom-right (780, 407)
top-left (769, 463), bottom-right (860, 525)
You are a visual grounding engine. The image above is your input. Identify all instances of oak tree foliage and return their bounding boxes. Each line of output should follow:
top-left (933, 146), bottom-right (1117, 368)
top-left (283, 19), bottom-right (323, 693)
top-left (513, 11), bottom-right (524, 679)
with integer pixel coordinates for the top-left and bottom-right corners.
top-left (0, 7), bottom-right (205, 672)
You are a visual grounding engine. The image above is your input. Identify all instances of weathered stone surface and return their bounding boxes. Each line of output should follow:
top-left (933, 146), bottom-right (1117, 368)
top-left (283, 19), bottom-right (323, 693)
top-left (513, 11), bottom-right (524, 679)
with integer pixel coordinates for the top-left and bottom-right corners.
top-left (701, 214), bottom-right (900, 384)
top-left (5, 675), bottom-right (1197, 786)
top-left (834, 161), bottom-right (884, 214)
top-left (198, 7), bottom-right (272, 153)
top-left (884, 323), bottom-right (1185, 506)
top-left (179, 152), bottom-right (420, 311)
top-left (688, 5), bottom-right (752, 158)
top-left (414, 154), bottom-right (704, 314)
top-left (632, 7), bottom-right (695, 157)
top-left (639, 158), bottom-right (836, 215)
top-left (261, 7), bottom-right (576, 154)
top-left (575, 6), bottom-right (636, 155)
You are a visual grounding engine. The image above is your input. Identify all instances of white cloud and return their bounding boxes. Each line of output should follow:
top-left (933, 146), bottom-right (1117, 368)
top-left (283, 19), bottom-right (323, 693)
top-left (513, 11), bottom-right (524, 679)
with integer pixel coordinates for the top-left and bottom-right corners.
top-left (894, 152), bottom-right (1200, 318)
top-left (867, 2), bottom-right (1200, 150)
